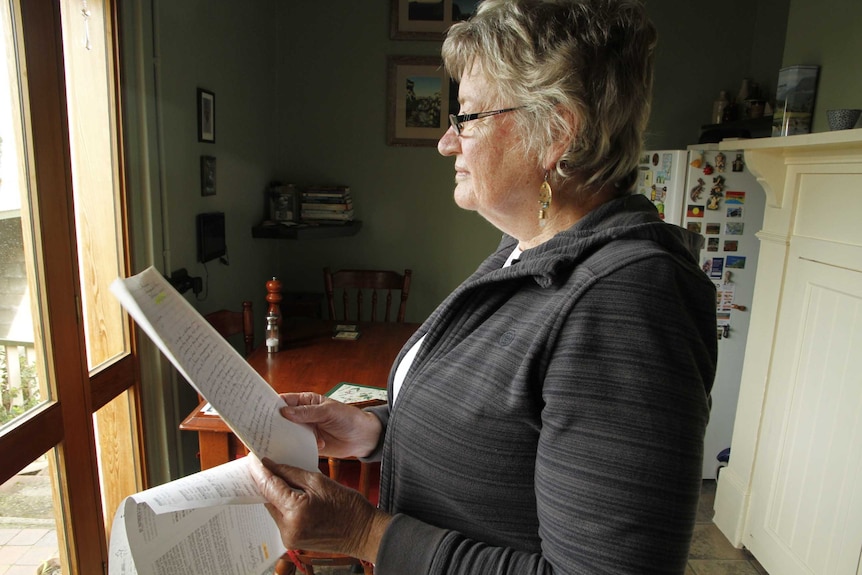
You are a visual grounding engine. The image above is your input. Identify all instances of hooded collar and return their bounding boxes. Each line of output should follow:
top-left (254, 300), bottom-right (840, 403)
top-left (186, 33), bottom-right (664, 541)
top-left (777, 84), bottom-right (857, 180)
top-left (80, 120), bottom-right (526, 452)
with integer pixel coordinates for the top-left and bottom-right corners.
top-left (489, 194), bottom-right (704, 288)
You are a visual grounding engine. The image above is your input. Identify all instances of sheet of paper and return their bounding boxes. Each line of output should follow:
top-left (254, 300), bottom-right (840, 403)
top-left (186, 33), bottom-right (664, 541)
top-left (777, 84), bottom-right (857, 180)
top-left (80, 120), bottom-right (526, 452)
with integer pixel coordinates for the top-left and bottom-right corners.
top-left (200, 402), bottom-right (218, 416)
top-left (134, 457), bottom-right (266, 513)
top-left (109, 459), bottom-right (284, 575)
top-left (107, 267), bottom-right (320, 574)
top-left (109, 266), bottom-right (317, 471)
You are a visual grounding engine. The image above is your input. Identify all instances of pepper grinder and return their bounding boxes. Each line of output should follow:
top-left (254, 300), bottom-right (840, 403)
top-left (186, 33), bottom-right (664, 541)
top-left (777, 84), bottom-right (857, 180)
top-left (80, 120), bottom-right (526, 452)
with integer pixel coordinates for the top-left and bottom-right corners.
top-left (265, 277), bottom-right (282, 353)
top-left (266, 276), bottom-right (282, 325)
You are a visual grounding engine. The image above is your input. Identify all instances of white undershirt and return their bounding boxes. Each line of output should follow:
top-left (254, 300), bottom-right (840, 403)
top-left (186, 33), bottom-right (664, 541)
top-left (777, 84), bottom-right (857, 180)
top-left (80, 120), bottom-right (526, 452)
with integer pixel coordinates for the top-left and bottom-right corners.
top-left (391, 245), bottom-right (523, 404)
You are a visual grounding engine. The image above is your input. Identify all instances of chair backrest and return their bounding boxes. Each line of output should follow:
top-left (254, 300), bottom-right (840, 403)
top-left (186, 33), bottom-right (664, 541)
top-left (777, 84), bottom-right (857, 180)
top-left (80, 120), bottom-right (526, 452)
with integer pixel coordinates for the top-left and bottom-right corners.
top-left (324, 268), bottom-right (412, 323)
top-left (204, 301), bottom-right (254, 356)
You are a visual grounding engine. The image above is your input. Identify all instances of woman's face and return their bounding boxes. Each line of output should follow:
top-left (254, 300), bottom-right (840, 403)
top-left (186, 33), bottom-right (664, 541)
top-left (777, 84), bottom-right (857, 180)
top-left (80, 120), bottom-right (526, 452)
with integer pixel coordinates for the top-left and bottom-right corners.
top-left (438, 66), bottom-right (540, 235)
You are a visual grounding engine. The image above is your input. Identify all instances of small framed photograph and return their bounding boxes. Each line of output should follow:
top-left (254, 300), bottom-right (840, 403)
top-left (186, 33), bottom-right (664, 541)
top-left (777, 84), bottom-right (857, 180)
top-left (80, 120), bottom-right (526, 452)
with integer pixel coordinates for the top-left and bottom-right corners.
top-left (200, 155), bottom-right (216, 196)
top-left (389, 0), bottom-right (479, 40)
top-left (386, 56), bottom-right (454, 147)
top-left (197, 88), bottom-right (215, 143)
top-left (268, 184), bottom-right (298, 222)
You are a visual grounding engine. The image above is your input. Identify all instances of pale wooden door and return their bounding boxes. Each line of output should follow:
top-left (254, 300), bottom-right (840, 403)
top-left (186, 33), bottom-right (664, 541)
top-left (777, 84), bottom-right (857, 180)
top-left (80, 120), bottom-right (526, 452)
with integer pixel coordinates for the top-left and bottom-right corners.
top-left (746, 211), bottom-right (862, 572)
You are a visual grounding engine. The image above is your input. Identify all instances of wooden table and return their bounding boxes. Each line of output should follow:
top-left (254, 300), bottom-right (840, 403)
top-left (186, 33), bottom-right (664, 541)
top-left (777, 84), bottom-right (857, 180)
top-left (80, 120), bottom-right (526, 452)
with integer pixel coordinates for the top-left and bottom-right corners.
top-left (180, 319), bottom-right (419, 470)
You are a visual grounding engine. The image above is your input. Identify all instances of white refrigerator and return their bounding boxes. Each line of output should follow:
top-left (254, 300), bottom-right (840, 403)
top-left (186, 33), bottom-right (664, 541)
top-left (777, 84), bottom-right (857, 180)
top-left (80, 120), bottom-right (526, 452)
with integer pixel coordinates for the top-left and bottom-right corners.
top-left (636, 146), bottom-right (766, 478)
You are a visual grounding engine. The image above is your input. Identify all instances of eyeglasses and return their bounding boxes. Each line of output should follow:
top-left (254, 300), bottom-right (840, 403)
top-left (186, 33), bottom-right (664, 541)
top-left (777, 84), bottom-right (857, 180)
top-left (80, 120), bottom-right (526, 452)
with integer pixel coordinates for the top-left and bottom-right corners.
top-left (448, 107), bottom-right (522, 136)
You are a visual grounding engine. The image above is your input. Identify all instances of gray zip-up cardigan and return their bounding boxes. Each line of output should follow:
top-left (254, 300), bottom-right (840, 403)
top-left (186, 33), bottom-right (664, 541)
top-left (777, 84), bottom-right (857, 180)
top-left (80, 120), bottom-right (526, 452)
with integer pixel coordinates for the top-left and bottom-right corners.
top-left (367, 194), bottom-right (717, 574)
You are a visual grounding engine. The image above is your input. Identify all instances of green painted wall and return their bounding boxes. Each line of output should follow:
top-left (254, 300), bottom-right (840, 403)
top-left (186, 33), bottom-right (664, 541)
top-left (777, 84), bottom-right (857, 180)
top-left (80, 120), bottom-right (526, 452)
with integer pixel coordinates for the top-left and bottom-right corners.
top-left (146, 0), bottom-right (284, 315)
top-left (265, 2), bottom-right (499, 323)
top-left (781, 0), bottom-right (862, 132)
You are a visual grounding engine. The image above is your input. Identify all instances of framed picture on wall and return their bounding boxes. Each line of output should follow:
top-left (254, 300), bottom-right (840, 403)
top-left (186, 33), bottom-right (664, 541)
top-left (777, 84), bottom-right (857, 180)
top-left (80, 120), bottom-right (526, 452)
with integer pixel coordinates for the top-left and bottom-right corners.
top-left (200, 155), bottom-right (216, 196)
top-left (386, 56), bottom-right (454, 147)
top-left (197, 88), bottom-right (215, 143)
top-left (389, 0), bottom-right (479, 40)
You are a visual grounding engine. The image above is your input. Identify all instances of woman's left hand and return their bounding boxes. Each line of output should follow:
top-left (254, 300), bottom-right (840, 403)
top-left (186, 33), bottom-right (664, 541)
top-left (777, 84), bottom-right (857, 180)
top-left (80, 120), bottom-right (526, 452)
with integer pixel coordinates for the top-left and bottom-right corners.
top-left (248, 456), bottom-right (392, 563)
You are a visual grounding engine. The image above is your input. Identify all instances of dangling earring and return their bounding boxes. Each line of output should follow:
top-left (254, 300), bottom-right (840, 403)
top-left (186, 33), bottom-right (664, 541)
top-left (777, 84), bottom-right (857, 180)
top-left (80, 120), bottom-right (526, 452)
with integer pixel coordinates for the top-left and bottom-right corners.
top-left (538, 170), bottom-right (553, 226)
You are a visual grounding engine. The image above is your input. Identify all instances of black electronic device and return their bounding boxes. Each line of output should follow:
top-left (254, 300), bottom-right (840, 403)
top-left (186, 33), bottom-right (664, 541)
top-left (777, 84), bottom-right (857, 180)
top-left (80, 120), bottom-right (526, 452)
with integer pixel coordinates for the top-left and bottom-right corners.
top-left (197, 212), bottom-right (226, 263)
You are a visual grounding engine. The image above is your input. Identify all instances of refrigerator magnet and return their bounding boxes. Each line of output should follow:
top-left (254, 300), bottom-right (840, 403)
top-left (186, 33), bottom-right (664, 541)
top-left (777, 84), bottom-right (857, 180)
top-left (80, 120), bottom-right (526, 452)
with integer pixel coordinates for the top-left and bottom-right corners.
top-left (726, 206), bottom-right (744, 218)
top-left (642, 169), bottom-right (653, 188)
top-left (725, 222), bottom-right (744, 235)
top-left (726, 191), bottom-right (745, 204)
top-left (707, 191), bottom-right (722, 210)
top-left (661, 153), bottom-right (674, 174)
top-left (690, 178), bottom-right (706, 201)
top-left (726, 256), bottom-right (746, 269)
top-left (717, 282), bottom-right (735, 311)
top-left (708, 258), bottom-right (725, 279)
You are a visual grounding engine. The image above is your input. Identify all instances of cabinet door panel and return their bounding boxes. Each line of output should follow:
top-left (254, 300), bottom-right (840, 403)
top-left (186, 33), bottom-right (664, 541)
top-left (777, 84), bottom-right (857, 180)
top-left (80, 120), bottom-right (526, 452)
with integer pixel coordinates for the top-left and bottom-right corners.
top-left (748, 248), bottom-right (862, 575)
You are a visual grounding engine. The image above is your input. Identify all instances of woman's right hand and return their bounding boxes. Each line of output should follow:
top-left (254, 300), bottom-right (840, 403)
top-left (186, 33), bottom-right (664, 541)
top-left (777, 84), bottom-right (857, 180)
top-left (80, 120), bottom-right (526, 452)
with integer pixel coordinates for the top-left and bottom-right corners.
top-left (278, 392), bottom-right (382, 459)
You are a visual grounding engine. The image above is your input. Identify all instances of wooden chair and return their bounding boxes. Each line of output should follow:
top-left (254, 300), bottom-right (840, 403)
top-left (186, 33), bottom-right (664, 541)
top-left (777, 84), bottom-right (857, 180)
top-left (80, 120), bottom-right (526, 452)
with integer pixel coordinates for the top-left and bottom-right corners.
top-left (199, 302), bottom-right (254, 404)
top-left (322, 268), bottom-right (410, 513)
top-left (324, 268), bottom-right (412, 323)
top-left (204, 301), bottom-right (255, 356)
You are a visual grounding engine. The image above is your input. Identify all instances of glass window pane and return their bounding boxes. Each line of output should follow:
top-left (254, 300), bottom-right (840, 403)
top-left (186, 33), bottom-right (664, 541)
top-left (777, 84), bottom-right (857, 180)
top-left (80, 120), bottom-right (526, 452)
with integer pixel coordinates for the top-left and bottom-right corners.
top-left (60, 0), bottom-right (129, 371)
top-left (0, 0), bottom-right (50, 430)
top-left (0, 2), bottom-right (68, 567)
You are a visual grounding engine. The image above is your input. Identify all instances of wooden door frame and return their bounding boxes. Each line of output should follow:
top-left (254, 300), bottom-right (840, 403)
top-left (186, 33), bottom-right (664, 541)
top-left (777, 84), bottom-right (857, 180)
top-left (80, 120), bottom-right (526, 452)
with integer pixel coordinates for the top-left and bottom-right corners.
top-left (0, 1), bottom-right (144, 573)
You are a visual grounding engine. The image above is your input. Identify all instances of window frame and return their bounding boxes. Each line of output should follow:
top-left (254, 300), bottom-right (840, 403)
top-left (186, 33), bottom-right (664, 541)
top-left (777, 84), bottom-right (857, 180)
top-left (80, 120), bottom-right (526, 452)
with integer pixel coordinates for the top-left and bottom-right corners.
top-left (0, 1), bottom-right (143, 573)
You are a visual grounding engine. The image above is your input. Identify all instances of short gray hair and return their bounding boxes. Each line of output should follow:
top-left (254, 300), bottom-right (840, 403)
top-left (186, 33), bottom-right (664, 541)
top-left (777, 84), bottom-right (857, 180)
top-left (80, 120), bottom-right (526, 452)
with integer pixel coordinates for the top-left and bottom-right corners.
top-left (442, 0), bottom-right (656, 198)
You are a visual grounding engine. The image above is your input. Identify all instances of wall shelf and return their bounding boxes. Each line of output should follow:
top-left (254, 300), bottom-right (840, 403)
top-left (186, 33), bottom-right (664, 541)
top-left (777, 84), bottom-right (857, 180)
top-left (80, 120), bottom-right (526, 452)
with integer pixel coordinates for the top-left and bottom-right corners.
top-left (252, 220), bottom-right (362, 240)
top-left (698, 116), bottom-right (774, 143)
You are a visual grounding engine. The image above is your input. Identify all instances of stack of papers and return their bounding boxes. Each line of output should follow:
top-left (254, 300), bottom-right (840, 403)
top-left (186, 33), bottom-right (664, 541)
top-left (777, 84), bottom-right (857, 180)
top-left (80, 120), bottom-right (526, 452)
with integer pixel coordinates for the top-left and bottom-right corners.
top-left (108, 267), bottom-right (318, 575)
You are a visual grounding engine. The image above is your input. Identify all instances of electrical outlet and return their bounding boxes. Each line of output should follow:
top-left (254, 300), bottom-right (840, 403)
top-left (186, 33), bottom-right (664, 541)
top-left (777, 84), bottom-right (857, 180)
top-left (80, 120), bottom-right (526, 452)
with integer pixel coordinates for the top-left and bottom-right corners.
top-left (168, 268), bottom-right (193, 294)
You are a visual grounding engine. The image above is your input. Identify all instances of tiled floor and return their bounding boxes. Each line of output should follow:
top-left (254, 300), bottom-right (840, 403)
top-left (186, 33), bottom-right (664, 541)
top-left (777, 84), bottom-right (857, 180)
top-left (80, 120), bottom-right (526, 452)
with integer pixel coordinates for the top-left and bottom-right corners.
top-left (0, 527), bottom-right (58, 575)
top-left (685, 480), bottom-right (768, 575)
top-left (1, 479), bottom-right (766, 574)
top-left (0, 463), bottom-right (58, 575)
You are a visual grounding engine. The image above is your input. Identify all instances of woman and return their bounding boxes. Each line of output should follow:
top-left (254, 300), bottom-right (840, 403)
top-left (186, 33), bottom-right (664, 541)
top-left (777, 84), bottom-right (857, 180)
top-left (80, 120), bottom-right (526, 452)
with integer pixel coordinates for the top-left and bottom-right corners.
top-left (251, 0), bottom-right (717, 573)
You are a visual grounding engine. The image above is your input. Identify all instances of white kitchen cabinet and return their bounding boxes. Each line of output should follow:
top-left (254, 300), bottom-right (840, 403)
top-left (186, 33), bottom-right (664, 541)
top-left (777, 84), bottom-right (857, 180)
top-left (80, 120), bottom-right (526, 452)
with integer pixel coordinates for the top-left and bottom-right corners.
top-left (713, 129), bottom-right (862, 575)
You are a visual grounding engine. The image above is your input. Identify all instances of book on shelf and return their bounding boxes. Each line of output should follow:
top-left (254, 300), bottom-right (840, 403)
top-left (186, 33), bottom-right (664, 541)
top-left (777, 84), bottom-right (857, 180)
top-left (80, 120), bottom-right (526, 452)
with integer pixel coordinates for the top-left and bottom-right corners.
top-left (106, 267), bottom-right (318, 575)
top-left (301, 195), bottom-right (352, 204)
top-left (300, 201), bottom-right (353, 211)
top-left (303, 184), bottom-right (349, 190)
top-left (302, 217), bottom-right (355, 224)
top-left (301, 209), bottom-right (355, 221)
top-left (302, 189), bottom-right (351, 198)
top-left (302, 185), bottom-right (350, 197)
